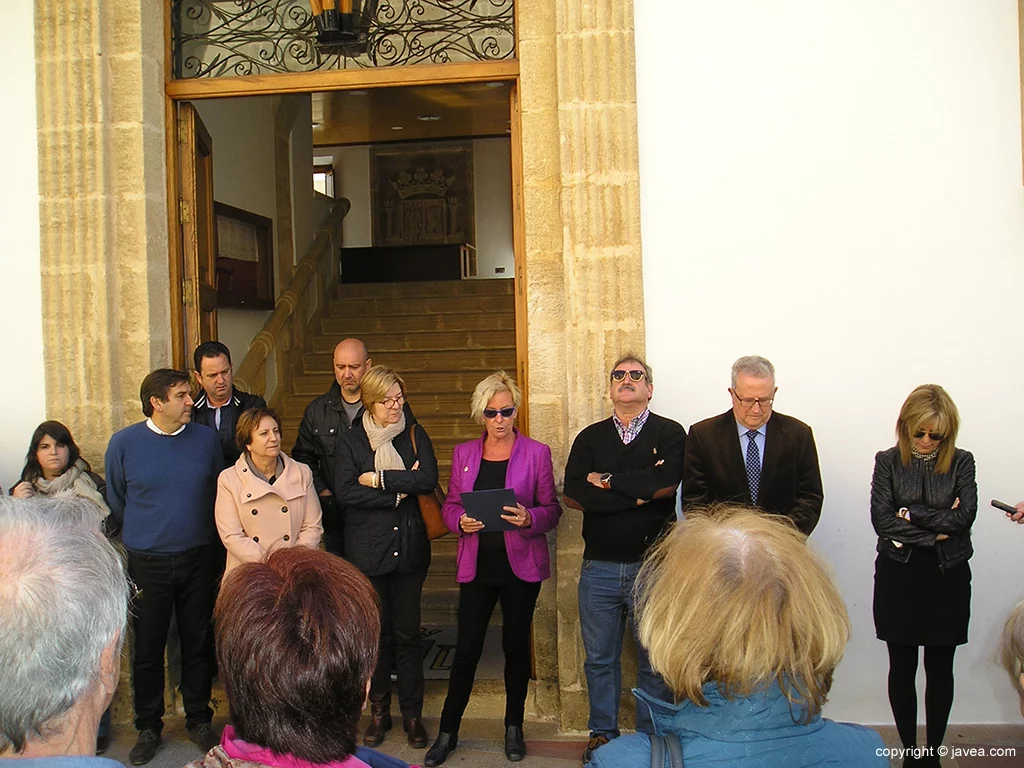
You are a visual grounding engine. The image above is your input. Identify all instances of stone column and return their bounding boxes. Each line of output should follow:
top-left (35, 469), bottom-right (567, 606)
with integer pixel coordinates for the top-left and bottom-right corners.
top-left (35, 0), bottom-right (171, 466)
top-left (518, 0), bottom-right (647, 733)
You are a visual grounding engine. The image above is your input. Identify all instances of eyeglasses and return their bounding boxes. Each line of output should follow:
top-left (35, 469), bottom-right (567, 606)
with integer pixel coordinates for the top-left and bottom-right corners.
top-left (483, 406), bottom-right (516, 419)
top-left (611, 370), bottom-right (646, 382)
top-left (733, 395), bottom-right (774, 409)
top-left (913, 430), bottom-right (944, 441)
top-left (381, 395), bottom-right (406, 409)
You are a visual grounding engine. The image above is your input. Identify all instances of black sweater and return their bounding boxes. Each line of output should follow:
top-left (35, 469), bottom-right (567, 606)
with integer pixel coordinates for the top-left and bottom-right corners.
top-left (563, 412), bottom-right (686, 562)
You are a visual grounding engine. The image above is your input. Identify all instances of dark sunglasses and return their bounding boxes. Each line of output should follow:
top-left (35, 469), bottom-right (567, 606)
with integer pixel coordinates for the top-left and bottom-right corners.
top-left (483, 406), bottom-right (516, 419)
top-left (610, 369), bottom-right (646, 382)
top-left (913, 430), bottom-right (945, 441)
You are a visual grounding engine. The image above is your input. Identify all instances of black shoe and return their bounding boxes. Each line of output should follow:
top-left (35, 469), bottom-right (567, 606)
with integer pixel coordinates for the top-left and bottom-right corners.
top-left (505, 725), bottom-right (526, 761)
top-left (582, 734), bottom-right (610, 764)
top-left (424, 732), bottom-right (458, 766)
top-left (129, 729), bottom-right (161, 766)
top-left (187, 722), bottom-right (221, 753)
top-left (95, 736), bottom-right (110, 755)
top-left (363, 702), bottom-right (392, 748)
top-left (404, 717), bottom-right (429, 748)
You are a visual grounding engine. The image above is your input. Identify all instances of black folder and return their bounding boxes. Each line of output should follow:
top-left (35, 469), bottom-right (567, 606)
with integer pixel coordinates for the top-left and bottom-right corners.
top-left (461, 488), bottom-right (518, 532)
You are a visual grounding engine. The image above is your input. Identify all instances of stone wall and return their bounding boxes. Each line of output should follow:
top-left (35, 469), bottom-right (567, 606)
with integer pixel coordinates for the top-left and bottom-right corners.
top-left (35, 0), bottom-right (171, 464)
top-left (518, 0), bottom-right (647, 733)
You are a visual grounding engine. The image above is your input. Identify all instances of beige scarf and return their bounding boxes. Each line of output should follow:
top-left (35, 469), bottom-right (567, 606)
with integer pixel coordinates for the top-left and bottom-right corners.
top-left (362, 410), bottom-right (408, 472)
top-left (33, 458), bottom-right (111, 527)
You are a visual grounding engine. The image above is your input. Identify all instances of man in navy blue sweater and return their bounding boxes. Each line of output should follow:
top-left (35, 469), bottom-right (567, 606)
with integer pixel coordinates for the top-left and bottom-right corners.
top-left (105, 369), bottom-right (224, 766)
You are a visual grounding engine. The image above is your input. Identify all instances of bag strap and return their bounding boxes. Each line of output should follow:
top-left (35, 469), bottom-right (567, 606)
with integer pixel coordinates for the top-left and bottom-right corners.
top-left (665, 733), bottom-right (683, 768)
top-left (409, 424), bottom-right (418, 457)
top-left (649, 733), bottom-right (684, 768)
top-left (649, 735), bottom-right (665, 768)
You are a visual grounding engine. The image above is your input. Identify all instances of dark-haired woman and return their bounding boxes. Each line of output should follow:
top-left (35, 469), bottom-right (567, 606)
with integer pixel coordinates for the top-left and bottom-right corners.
top-left (185, 547), bottom-right (412, 768)
top-left (11, 420), bottom-right (110, 526)
top-left (871, 384), bottom-right (977, 768)
top-left (10, 420), bottom-right (114, 753)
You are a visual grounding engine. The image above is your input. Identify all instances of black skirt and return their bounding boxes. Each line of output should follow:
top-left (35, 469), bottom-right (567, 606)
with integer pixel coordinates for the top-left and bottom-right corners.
top-left (873, 547), bottom-right (971, 647)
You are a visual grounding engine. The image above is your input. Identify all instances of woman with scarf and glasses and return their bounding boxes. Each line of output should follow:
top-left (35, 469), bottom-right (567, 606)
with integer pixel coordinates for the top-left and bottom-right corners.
top-left (424, 372), bottom-right (561, 766)
top-left (871, 384), bottom-right (976, 768)
top-left (335, 366), bottom-right (439, 753)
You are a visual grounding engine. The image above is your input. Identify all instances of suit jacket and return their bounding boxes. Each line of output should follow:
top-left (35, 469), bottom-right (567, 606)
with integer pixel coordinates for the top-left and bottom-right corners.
top-left (443, 430), bottom-right (561, 583)
top-left (682, 410), bottom-right (823, 534)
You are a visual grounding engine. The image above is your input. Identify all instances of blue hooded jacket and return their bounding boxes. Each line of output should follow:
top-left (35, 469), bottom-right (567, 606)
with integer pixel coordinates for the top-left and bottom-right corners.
top-left (589, 684), bottom-right (886, 768)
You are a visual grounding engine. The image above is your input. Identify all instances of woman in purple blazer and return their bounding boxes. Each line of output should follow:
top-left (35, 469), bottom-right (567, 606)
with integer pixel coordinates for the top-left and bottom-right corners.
top-left (424, 372), bottom-right (561, 766)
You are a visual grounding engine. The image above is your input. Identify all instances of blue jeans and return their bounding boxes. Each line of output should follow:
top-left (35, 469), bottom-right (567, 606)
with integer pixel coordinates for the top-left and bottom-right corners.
top-left (578, 558), bottom-right (670, 738)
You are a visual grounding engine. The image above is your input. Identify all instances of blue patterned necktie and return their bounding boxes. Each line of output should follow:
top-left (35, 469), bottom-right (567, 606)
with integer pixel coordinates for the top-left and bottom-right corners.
top-left (745, 429), bottom-right (761, 504)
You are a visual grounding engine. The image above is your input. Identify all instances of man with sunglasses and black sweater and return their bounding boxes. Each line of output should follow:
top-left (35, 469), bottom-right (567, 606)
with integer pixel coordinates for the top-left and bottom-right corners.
top-left (682, 355), bottom-right (823, 535)
top-left (563, 354), bottom-right (686, 765)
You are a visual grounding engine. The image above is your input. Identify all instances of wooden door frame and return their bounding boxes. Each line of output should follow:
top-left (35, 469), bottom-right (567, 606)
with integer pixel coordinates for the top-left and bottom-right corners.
top-left (163, 1), bottom-right (528, 430)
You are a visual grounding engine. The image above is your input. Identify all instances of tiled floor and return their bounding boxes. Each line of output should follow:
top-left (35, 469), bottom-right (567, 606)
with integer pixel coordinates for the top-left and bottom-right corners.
top-left (99, 718), bottom-right (1024, 768)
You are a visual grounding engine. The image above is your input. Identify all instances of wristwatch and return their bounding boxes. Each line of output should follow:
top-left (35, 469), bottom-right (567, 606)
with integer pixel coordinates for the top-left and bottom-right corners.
top-left (600, 473), bottom-right (612, 489)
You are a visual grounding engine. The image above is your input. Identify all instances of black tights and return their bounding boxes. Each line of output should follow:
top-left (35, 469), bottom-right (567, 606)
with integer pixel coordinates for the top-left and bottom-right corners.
top-left (887, 643), bottom-right (956, 751)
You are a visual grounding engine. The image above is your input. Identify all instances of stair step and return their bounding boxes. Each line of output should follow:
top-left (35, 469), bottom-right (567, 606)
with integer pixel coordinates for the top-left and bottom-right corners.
top-left (335, 278), bottom-right (514, 300)
top-left (311, 329), bottom-right (516, 354)
top-left (302, 349), bottom-right (516, 374)
top-left (290, 368), bottom-right (515, 396)
top-left (327, 294), bottom-right (514, 318)
top-left (278, 391), bottom-right (477, 419)
top-left (321, 311), bottom-right (516, 335)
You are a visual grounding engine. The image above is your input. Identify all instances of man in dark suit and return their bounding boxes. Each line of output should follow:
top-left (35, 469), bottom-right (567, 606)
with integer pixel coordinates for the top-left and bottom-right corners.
top-left (683, 355), bottom-right (823, 535)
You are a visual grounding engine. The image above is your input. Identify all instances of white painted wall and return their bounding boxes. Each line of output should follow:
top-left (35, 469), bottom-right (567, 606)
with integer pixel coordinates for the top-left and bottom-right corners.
top-left (0, 4), bottom-right (45, 485)
top-left (194, 98), bottom-right (275, 372)
top-left (328, 138), bottom-right (514, 276)
top-left (473, 138), bottom-right (515, 276)
top-left (636, 1), bottom-right (1024, 725)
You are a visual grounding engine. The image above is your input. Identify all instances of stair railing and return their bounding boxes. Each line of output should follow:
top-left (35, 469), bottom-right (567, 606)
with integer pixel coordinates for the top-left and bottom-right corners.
top-left (234, 198), bottom-right (350, 400)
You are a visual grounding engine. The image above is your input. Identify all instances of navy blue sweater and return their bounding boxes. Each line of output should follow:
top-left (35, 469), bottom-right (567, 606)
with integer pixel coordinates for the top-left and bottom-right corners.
top-left (105, 422), bottom-right (224, 554)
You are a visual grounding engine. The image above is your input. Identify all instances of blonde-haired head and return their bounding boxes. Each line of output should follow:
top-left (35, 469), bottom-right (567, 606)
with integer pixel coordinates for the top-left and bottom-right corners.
top-left (359, 366), bottom-right (405, 411)
top-left (636, 506), bottom-right (850, 721)
top-left (470, 371), bottom-right (522, 424)
top-left (895, 384), bottom-right (960, 474)
top-left (1000, 600), bottom-right (1024, 700)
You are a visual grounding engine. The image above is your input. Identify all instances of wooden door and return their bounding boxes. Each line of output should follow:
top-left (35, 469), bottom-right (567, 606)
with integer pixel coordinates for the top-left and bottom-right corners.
top-left (178, 102), bottom-right (218, 360)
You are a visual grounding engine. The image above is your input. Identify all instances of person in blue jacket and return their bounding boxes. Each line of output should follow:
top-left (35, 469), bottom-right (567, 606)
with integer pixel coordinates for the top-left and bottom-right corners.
top-left (589, 506), bottom-right (887, 768)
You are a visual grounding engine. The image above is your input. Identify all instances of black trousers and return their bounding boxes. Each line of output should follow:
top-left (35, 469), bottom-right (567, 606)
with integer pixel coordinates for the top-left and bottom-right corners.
top-left (369, 569), bottom-right (428, 718)
top-left (439, 578), bottom-right (542, 732)
top-left (128, 542), bottom-right (221, 732)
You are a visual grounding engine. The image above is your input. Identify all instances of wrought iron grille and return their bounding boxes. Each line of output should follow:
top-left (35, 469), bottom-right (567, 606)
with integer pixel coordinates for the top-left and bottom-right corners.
top-left (172, 0), bottom-right (515, 78)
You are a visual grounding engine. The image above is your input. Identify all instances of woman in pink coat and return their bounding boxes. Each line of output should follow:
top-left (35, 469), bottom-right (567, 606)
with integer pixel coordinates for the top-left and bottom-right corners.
top-left (215, 407), bottom-right (322, 574)
top-left (424, 372), bottom-right (561, 766)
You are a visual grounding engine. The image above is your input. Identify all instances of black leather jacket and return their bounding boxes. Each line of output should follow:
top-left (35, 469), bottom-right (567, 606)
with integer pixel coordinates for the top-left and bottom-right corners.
top-left (334, 418), bottom-right (438, 577)
top-left (192, 386), bottom-right (266, 466)
top-left (870, 446), bottom-right (977, 571)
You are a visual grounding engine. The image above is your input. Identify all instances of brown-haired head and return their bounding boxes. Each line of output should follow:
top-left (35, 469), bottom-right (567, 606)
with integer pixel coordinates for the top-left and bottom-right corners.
top-left (214, 547), bottom-right (380, 762)
top-left (636, 506), bottom-right (850, 722)
top-left (234, 407), bottom-right (282, 452)
top-left (359, 366), bottom-right (405, 411)
top-left (895, 384), bottom-right (960, 474)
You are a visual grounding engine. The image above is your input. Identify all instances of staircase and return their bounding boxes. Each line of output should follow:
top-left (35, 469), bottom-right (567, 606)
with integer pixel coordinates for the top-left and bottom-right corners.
top-left (278, 278), bottom-right (518, 624)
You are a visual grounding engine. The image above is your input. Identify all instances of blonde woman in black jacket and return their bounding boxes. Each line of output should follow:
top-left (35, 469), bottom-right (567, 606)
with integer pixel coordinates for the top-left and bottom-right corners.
top-left (335, 366), bottom-right (438, 753)
top-left (870, 384), bottom-right (976, 768)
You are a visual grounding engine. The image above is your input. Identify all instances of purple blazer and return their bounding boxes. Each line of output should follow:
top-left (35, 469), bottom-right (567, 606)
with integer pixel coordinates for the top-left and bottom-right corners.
top-left (442, 430), bottom-right (561, 583)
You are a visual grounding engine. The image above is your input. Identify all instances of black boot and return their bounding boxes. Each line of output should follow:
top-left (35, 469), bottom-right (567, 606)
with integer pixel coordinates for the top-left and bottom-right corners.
top-left (424, 731), bottom-right (458, 766)
top-left (505, 725), bottom-right (526, 761)
top-left (362, 700), bottom-right (392, 748)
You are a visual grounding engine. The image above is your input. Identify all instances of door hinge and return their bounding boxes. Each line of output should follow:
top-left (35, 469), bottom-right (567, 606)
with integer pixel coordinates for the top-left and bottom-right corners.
top-left (179, 198), bottom-right (190, 223)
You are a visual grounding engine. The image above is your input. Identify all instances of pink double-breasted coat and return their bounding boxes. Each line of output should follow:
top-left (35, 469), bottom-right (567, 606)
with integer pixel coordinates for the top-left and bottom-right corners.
top-left (215, 453), bottom-right (323, 575)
